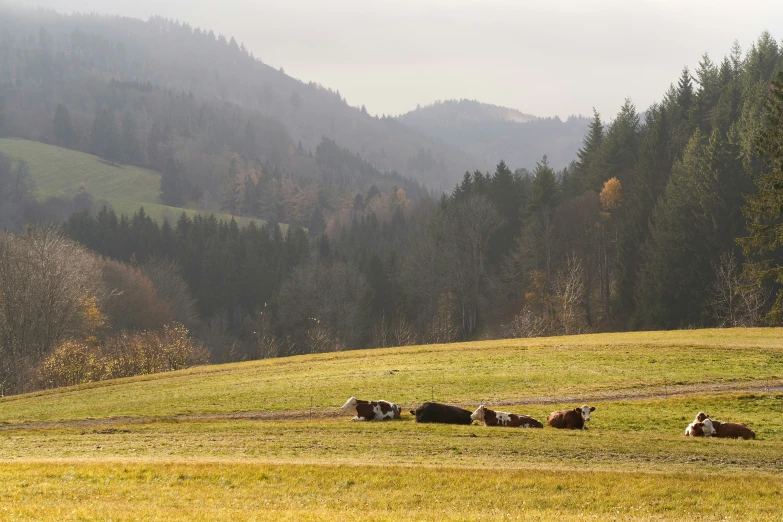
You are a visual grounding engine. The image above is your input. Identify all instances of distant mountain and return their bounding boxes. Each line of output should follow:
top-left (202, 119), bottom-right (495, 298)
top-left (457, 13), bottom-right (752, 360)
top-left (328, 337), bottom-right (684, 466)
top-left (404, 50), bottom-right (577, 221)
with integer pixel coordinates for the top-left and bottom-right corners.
top-left (0, 7), bottom-right (477, 194)
top-left (399, 100), bottom-right (590, 171)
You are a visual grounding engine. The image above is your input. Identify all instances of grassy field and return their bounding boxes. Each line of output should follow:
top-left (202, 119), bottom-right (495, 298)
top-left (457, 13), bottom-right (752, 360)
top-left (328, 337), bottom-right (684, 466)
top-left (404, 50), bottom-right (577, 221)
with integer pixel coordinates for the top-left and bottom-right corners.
top-left (0, 138), bottom-right (259, 226)
top-left (1, 328), bottom-right (780, 424)
top-left (1, 329), bottom-right (782, 520)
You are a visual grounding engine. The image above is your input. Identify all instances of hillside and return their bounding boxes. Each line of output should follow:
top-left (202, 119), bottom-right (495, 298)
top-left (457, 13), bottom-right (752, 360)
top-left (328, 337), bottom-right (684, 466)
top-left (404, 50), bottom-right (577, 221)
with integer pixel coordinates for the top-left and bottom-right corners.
top-left (399, 99), bottom-right (590, 170)
top-left (1, 328), bottom-right (781, 424)
top-left (0, 139), bottom-right (255, 225)
top-left (0, 6), bottom-right (477, 191)
top-left (1, 329), bottom-right (782, 520)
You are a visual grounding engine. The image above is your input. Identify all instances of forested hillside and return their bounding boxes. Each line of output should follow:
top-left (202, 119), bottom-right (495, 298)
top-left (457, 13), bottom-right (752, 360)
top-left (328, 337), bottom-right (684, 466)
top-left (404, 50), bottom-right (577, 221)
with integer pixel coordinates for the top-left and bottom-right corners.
top-left (399, 99), bottom-right (590, 170)
top-left (0, 6), bottom-right (437, 230)
top-left (1, 6), bottom-right (782, 398)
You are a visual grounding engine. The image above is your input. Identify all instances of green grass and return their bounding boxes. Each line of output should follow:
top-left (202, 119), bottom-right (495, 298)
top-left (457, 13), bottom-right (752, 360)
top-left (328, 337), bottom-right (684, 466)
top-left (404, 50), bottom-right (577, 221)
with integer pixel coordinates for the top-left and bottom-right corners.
top-left (1, 328), bottom-right (780, 424)
top-left (2, 329), bottom-right (782, 520)
top-left (1, 394), bottom-right (781, 472)
top-left (0, 138), bottom-right (260, 226)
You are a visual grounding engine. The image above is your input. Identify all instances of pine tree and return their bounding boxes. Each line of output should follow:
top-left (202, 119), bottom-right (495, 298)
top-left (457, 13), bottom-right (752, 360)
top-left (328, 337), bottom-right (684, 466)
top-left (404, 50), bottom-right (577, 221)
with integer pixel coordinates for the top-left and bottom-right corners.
top-left (160, 156), bottom-right (186, 206)
top-left (738, 72), bottom-right (783, 322)
top-left (575, 109), bottom-right (604, 191)
top-left (529, 156), bottom-right (557, 214)
top-left (676, 67), bottom-right (694, 115)
top-left (616, 104), bottom-right (673, 321)
top-left (91, 108), bottom-right (121, 163)
top-left (121, 112), bottom-right (144, 166)
top-left (52, 104), bottom-right (76, 148)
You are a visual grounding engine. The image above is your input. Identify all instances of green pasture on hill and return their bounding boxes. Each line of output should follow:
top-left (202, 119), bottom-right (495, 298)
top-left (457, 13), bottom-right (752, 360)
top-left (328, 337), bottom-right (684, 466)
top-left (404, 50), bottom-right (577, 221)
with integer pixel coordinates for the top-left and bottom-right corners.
top-left (0, 138), bottom-right (260, 227)
top-left (1, 328), bottom-right (780, 424)
top-left (1, 328), bottom-right (782, 520)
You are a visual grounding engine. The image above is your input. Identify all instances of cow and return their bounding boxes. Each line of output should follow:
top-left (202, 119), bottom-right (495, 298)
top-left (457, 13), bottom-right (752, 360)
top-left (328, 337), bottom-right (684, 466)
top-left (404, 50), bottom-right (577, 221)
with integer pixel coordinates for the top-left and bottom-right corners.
top-left (470, 405), bottom-right (543, 428)
top-left (685, 417), bottom-right (716, 437)
top-left (340, 396), bottom-right (401, 421)
top-left (695, 412), bottom-right (755, 440)
top-left (547, 405), bottom-right (595, 430)
top-left (410, 402), bottom-right (473, 425)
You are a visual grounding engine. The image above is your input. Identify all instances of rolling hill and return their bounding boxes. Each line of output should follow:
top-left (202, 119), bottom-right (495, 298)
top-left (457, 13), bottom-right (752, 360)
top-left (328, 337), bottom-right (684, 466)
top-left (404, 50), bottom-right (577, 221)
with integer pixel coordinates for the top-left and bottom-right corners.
top-left (0, 6), bottom-right (478, 190)
top-left (399, 99), bottom-right (591, 171)
top-left (0, 138), bottom-right (258, 225)
top-left (1, 329), bottom-right (781, 520)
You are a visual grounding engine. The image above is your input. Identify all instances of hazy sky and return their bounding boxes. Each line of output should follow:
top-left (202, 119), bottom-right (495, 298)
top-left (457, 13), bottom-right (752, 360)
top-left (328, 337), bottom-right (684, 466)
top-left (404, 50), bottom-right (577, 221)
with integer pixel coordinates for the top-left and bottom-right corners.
top-left (12, 0), bottom-right (783, 119)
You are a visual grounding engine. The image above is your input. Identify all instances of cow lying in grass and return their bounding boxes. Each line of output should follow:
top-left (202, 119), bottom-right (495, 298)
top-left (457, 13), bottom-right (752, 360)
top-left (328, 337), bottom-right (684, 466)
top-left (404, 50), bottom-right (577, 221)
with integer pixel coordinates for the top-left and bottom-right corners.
top-left (694, 412), bottom-right (756, 440)
top-left (470, 405), bottom-right (543, 428)
top-left (340, 397), bottom-right (401, 421)
top-left (685, 417), bottom-right (716, 437)
top-left (411, 402), bottom-right (473, 425)
top-left (547, 405), bottom-right (595, 430)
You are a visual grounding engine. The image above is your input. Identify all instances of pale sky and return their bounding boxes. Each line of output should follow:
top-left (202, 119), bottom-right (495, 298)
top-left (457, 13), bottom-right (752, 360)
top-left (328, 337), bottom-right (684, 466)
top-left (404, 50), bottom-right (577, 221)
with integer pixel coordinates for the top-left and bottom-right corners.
top-left (12, 0), bottom-right (783, 119)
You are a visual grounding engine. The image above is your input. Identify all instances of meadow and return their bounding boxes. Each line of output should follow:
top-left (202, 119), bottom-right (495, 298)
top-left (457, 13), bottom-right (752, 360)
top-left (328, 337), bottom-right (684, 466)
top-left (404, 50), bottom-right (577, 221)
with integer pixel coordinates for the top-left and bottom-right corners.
top-left (1, 329), bottom-right (782, 520)
top-left (0, 138), bottom-right (259, 226)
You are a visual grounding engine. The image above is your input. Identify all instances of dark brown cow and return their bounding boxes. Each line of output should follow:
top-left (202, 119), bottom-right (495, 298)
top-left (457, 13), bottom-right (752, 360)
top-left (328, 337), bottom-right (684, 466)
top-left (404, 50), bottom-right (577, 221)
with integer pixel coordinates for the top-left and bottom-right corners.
top-left (340, 397), bottom-right (401, 421)
top-left (547, 405), bottom-right (595, 430)
top-left (695, 413), bottom-right (755, 439)
top-left (470, 405), bottom-right (543, 428)
top-left (411, 402), bottom-right (473, 425)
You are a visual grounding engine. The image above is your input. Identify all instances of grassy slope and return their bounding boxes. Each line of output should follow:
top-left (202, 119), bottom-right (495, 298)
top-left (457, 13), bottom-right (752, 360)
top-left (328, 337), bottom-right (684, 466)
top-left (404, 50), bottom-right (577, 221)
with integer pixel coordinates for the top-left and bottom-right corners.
top-left (2, 329), bottom-right (782, 520)
top-left (0, 138), bottom-right (258, 226)
top-left (1, 328), bottom-right (780, 424)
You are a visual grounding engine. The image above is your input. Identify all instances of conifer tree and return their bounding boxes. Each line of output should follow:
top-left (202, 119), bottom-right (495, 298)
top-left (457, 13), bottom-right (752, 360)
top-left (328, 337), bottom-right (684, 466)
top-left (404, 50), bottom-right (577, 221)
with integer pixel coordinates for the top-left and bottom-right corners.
top-left (738, 72), bottom-right (783, 322)
top-left (575, 109), bottom-right (604, 191)
top-left (52, 104), bottom-right (76, 148)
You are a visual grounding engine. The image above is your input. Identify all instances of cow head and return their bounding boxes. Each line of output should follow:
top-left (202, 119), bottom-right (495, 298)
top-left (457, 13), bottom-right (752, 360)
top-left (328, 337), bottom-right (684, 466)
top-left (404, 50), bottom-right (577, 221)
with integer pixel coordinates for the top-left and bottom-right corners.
top-left (695, 412), bottom-right (709, 423)
top-left (392, 403), bottom-right (401, 418)
top-left (576, 405), bottom-right (595, 422)
top-left (470, 405), bottom-right (486, 423)
top-left (340, 396), bottom-right (358, 415)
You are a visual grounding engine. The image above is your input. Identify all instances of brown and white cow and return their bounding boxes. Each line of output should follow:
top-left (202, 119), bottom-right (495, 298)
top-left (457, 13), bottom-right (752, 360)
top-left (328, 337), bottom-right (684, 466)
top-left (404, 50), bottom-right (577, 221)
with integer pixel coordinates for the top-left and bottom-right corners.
top-left (340, 397), bottom-right (401, 421)
top-left (695, 412), bottom-right (755, 440)
top-left (685, 417), bottom-right (716, 437)
top-left (470, 405), bottom-right (543, 428)
top-left (547, 405), bottom-right (595, 430)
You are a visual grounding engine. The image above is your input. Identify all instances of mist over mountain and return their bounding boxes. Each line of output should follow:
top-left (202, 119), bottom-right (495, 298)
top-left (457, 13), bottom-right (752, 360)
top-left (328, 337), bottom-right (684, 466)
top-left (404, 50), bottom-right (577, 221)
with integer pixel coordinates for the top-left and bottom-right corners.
top-left (0, 6), bottom-right (479, 195)
top-left (399, 99), bottom-right (590, 171)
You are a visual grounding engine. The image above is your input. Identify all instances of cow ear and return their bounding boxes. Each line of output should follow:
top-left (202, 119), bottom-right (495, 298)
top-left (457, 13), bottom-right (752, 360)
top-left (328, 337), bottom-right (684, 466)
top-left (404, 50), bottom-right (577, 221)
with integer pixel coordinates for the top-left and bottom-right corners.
top-left (590, 407), bottom-right (595, 412)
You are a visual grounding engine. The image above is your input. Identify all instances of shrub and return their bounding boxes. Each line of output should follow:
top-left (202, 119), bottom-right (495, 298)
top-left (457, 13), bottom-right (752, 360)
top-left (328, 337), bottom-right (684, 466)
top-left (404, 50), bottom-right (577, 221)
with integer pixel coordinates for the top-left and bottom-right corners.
top-left (32, 323), bottom-right (208, 391)
top-left (33, 340), bottom-right (104, 389)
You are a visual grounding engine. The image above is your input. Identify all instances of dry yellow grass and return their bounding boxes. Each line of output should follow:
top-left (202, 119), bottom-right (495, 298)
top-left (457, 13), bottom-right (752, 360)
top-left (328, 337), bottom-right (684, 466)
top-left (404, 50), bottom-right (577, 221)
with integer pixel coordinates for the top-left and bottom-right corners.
top-left (1, 329), bottom-right (782, 520)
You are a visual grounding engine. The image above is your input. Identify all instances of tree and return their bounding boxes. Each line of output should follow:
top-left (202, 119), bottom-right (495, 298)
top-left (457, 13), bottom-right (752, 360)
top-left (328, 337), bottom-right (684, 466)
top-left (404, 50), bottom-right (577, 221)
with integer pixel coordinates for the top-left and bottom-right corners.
top-left (121, 112), bottom-right (144, 166)
top-left (52, 104), bottom-right (77, 148)
top-left (553, 254), bottom-right (588, 335)
top-left (11, 159), bottom-right (34, 202)
top-left (529, 156), bottom-right (557, 214)
top-left (91, 109), bottom-right (121, 164)
top-left (444, 195), bottom-right (504, 336)
top-left (0, 226), bottom-right (102, 393)
top-left (160, 156), bottom-right (187, 206)
top-left (575, 109), bottom-right (604, 191)
top-left (738, 72), bottom-right (783, 322)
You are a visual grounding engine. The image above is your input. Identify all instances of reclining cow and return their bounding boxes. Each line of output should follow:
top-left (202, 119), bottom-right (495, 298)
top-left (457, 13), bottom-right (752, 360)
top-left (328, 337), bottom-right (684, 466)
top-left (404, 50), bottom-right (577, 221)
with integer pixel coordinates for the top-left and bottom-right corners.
top-left (685, 417), bottom-right (716, 437)
top-left (340, 397), bottom-right (401, 421)
top-left (695, 412), bottom-right (755, 440)
top-left (470, 405), bottom-right (543, 428)
top-left (547, 405), bottom-right (596, 430)
top-left (411, 402), bottom-right (473, 425)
